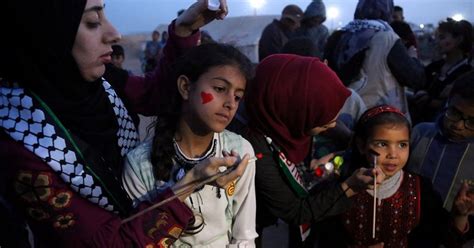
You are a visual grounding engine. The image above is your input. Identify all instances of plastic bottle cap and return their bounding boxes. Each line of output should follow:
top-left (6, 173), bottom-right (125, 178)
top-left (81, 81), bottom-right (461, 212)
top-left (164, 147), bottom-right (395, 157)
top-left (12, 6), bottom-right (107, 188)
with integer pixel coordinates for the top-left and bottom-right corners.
top-left (208, 0), bottom-right (220, 11)
top-left (333, 156), bottom-right (344, 169)
top-left (314, 167), bottom-right (324, 177)
top-left (324, 162), bottom-right (334, 172)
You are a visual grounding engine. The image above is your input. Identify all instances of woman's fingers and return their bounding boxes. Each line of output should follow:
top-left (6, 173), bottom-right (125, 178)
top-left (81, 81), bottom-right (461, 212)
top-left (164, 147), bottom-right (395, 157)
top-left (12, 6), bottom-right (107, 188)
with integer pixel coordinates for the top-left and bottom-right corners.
top-left (216, 154), bottom-right (249, 187)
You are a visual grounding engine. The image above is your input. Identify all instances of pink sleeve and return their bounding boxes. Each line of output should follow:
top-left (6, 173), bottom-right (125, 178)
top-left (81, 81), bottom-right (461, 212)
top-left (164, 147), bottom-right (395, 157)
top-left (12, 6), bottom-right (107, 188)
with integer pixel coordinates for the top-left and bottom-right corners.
top-left (125, 20), bottom-right (201, 116)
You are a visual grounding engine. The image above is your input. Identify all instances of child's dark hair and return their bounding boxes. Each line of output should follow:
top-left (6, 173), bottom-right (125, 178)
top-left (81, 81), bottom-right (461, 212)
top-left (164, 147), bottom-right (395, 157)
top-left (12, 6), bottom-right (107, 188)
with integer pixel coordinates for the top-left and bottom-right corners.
top-left (350, 105), bottom-right (411, 170)
top-left (150, 43), bottom-right (253, 182)
top-left (450, 69), bottom-right (474, 102)
top-left (393, 6), bottom-right (403, 12)
top-left (438, 18), bottom-right (473, 54)
top-left (324, 30), bottom-right (366, 86)
top-left (282, 37), bottom-right (319, 58)
top-left (390, 21), bottom-right (417, 48)
top-left (111, 44), bottom-right (124, 57)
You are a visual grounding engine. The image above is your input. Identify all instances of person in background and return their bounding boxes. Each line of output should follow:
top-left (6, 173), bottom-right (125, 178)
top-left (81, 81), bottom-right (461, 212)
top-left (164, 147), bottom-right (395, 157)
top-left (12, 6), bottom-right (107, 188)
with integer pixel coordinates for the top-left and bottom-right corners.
top-left (408, 71), bottom-right (474, 243)
top-left (143, 30), bottom-right (162, 73)
top-left (258, 4), bottom-right (303, 61)
top-left (111, 45), bottom-right (125, 69)
top-left (412, 18), bottom-right (473, 124)
top-left (390, 21), bottom-right (418, 55)
top-left (324, 0), bottom-right (425, 122)
top-left (110, 44), bottom-right (134, 76)
top-left (293, 0), bottom-right (329, 59)
top-left (392, 5), bottom-right (404, 22)
top-left (160, 31), bottom-right (169, 47)
top-left (389, 5), bottom-right (417, 51)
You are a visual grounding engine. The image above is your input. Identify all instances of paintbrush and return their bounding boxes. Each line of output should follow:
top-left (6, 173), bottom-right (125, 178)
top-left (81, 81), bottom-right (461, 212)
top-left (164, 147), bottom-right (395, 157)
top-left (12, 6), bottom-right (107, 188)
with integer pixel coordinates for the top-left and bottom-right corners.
top-left (369, 149), bottom-right (380, 239)
top-left (121, 155), bottom-right (259, 224)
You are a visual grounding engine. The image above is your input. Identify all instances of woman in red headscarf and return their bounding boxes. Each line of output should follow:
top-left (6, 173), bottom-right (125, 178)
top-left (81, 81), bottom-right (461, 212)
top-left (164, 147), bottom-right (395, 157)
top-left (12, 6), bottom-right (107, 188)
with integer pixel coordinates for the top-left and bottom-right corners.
top-left (243, 54), bottom-right (385, 246)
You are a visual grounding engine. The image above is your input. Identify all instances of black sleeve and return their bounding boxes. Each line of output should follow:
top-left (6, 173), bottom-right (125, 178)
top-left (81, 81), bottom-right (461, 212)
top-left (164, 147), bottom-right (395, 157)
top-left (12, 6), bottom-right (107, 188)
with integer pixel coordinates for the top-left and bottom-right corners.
top-left (246, 132), bottom-right (352, 227)
top-left (408, 176), bottom-right (468, 248)
top-left (258, 24), bottom-right (284, 61)
top-left (387, 39), bottom-right (426, 90)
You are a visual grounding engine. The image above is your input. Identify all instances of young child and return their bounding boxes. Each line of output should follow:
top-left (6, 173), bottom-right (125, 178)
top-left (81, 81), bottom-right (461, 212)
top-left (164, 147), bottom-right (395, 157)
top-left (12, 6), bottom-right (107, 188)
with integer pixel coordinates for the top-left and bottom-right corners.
top-left (316, 105), bottom-right (472, 248)
top-left (122, 43), bottom-right (257, 247)
top-left (110, 45), bottom-right (126, 69)
top-left (408, 70), bottom-right (474, 241)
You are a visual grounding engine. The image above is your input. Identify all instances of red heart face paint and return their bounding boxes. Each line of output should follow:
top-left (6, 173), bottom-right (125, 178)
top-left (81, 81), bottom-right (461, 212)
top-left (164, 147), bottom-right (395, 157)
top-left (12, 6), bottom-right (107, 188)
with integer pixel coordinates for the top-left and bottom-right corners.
top-left (201, 91), bottom-right (214, 104)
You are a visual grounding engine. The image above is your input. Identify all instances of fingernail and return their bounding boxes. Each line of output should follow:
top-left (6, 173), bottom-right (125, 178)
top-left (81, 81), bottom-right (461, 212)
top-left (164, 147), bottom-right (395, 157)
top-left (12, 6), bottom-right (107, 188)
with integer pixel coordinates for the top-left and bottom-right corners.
top-left (229, 157), bottom-right (237, 164)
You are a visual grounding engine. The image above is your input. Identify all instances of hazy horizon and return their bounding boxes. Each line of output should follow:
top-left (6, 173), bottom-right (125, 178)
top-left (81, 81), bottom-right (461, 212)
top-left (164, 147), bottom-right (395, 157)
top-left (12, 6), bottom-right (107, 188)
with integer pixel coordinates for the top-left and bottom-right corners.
top-left (106, 0), bottom-right (474, 35)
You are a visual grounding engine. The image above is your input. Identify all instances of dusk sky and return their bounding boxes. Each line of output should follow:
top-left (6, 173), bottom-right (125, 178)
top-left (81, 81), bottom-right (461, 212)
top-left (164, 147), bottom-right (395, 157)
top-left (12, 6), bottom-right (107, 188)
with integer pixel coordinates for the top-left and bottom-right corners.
top-left (106, 0), bottom-right (474, 35)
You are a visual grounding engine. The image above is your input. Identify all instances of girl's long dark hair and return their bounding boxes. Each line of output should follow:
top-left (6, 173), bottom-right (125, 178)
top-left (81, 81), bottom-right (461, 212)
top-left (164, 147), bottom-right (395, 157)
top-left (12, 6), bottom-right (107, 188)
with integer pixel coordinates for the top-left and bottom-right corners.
top-left (150, 43), bottom-right (253, 181)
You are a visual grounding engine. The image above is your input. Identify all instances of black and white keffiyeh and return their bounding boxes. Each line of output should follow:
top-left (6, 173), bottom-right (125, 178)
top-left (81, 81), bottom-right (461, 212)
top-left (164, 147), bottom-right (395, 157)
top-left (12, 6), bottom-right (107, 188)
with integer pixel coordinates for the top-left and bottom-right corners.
top-left (331, 19), bottom-right (392, 74)
top-left (0, 80), bottom-right (139, 214)
top-left (102, 81), bottom-right (139, 157)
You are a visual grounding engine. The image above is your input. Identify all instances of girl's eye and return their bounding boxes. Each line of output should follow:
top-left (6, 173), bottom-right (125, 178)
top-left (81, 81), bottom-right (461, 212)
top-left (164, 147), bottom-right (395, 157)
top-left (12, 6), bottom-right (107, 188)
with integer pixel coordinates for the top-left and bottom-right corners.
top-left (213, 86), bottom-right (225, 93)
top-left (399, 142), bottom-right (409, 148)
top-left (235, 95), bottom-right (242, 102)
top-left (374, 142), bottom-right (386, 148)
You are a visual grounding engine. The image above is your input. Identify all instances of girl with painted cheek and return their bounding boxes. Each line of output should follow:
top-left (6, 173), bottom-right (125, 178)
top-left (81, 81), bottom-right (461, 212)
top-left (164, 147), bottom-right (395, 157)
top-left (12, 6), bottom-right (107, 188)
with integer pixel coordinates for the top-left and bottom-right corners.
top-left (315, 105), bottom-right (473, 248)
top-left (122, 43), bottom-right (258, 247)
top-left (0, 0), bottom-right (249, 246)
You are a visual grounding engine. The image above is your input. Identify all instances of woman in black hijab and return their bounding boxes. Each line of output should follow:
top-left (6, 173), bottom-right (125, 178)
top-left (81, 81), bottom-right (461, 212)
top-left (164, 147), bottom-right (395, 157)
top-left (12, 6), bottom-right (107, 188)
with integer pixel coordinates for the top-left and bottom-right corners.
top-left (0, 0), bottom-right (247, 247)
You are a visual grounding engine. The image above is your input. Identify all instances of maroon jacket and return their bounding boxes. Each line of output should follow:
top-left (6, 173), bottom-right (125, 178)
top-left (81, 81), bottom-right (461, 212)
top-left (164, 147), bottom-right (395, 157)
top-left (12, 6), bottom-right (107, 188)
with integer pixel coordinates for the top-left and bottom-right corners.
top-left (0, 22), bottom-right (200, 248)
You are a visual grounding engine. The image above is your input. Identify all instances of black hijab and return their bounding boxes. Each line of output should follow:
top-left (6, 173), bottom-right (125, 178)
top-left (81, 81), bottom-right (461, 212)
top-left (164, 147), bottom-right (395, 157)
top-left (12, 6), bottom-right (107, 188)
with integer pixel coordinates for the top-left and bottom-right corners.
top-left (0, 1), bottom-right (134, 214)
top-left (0, 0), bottom-right (123, 172)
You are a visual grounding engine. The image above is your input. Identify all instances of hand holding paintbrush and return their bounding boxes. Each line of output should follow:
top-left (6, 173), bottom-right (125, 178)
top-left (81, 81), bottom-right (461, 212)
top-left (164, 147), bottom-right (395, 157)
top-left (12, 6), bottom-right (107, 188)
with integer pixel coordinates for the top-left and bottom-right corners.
top-left (121, 153), bottom-right (257, 224)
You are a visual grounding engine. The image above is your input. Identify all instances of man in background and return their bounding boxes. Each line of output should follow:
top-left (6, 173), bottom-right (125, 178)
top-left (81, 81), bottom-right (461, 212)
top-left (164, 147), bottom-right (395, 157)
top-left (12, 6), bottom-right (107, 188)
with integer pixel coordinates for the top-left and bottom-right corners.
top-left (258, 4), bottom-right (303, 61)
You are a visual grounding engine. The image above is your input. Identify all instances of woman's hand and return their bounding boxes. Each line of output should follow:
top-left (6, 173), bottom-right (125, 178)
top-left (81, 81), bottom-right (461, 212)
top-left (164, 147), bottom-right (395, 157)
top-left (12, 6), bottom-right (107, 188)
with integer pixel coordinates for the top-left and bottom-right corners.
top-left (453, 182), bottom-right (474, 216)
top-left (452, 182), bottom-right (474, 233)
top-left (343, 167), bottom-right (385, 197)
top-left (172, 154), bottom-right (249, 201)
top-left (175, 0), bottom-right (228, 37)
top-left (369, 242), bottom-right (384, 248)
top-left (310, 152), bottom-right (336, 170)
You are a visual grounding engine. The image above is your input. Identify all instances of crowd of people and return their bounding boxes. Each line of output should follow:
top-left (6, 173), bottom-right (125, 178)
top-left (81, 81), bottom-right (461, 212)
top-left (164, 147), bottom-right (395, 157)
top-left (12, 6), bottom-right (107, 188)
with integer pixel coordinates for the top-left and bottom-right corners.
top-left (0, 0), bottom-right (473, 247)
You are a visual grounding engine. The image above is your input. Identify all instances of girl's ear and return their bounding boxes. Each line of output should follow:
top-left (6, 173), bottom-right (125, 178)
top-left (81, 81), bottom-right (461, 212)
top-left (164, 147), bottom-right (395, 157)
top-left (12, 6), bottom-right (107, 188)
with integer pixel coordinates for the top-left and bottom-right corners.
top-left (177, 75), bottom-right (191, 100)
